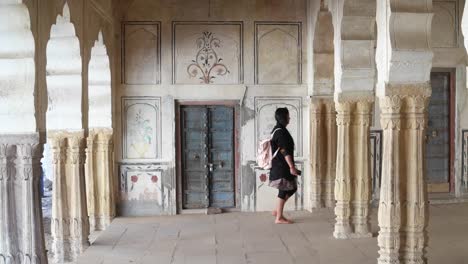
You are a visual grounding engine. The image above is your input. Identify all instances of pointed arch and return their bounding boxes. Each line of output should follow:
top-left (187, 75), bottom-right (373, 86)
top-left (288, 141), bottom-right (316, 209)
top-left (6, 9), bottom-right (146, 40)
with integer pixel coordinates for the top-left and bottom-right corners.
top-left (88, 31), bottom-right (112, 129)
top-left (46, 2), bottom-right (82, 130)
top-left (0, 0), bottom-right (36, 133)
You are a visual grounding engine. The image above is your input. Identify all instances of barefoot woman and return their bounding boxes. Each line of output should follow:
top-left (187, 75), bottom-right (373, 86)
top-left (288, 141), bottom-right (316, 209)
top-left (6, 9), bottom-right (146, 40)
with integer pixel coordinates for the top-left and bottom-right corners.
top-left (269, 108), bottom-right (300, 224)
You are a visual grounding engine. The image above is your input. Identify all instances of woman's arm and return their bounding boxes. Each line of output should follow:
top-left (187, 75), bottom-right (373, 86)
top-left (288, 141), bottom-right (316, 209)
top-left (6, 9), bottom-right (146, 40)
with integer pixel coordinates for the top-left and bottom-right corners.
top-left (281, 149), bottom-right (299, 176)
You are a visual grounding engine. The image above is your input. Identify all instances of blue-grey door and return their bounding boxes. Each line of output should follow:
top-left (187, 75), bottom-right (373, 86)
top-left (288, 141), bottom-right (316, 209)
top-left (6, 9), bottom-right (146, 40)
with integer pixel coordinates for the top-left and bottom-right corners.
top-left (426, 72), bottom-right (451, 189)
top-left (181, 106), bottom-right (235, 209)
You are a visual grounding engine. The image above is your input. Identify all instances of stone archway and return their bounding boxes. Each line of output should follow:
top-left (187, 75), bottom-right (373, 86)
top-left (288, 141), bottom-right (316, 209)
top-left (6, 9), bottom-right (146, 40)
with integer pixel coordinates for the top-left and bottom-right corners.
top-left (46, 3), bottom-right (89, 263)
top-left (0, 0), bottom-right (47, 263)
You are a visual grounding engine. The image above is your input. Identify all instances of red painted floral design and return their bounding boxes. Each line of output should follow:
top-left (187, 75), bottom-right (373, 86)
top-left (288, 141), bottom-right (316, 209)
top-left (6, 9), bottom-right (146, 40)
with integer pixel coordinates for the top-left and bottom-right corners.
top-left (131, 175), bottom-right (138, 183)
top-left (130, 175), bottom-right (138, 191)
top-left (151, 175), bottom-right (158, 183)
top-left (258, 173), bottom-right (269, 190)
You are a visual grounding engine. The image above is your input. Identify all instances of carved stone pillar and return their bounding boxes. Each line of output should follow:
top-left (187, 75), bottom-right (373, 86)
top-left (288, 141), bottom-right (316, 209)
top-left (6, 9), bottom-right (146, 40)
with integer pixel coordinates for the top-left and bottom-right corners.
top-left (333, 102), bottom-right (352, 238)
top-left (85, 129), bottom-right (115, 231)
top-left (310, 98), bottom-right (323, 209)
top-left (323, 100), bottom-right (337, 208)
top-left (377, 85), bottom-right (431, 264)
top-left (0, 134), bottom-right (47, 263)
top-left (333, 98), bottom-right (373, 239)
top-left (351, 101), bottom-right (373, 238)
top-left (50, 131), bottom-right (89, 263)
top-left (310, 97), bottom-right (337, 210)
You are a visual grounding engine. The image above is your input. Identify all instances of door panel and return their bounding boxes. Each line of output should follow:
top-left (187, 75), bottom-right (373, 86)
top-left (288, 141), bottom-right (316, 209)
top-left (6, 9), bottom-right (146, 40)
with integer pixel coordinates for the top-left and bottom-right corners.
top-left (181, 105), bottom-right (235, 209)
top-left (208, 106), bottom-right (235, 208)
top-left (427, 72), bottom-right (451, 186)
top-left (182, 107), bottom-right (208, 209)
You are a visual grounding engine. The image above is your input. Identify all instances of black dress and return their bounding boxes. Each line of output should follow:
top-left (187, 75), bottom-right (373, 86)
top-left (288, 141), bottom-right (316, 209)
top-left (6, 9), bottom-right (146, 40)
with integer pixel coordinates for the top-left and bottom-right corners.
top-left (269, 124), bottom-right (296, 183)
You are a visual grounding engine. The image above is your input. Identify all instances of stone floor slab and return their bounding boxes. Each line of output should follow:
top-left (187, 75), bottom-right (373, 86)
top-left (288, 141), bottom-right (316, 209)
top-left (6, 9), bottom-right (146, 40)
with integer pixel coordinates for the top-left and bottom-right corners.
top-left (76, 204), bottom-right (468, 264)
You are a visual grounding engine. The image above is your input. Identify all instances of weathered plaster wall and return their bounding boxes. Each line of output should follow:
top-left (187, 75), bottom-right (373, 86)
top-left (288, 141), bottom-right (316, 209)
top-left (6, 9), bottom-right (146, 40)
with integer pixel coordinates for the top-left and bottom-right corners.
top-left (116, 0), bottom-right (310, 215)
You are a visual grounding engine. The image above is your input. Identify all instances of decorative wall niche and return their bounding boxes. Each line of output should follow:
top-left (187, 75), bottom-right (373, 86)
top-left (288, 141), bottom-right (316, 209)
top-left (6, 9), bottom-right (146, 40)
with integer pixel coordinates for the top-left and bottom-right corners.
top-left (254, 97), bottom-right (303, 157)
top-left (172, 21), bottom-right (243, 84)
top-left (122, 22), bottom-right (161, 85)
top-left (255, 22), bottom-right (302, 85)
top-left (432, 1), bottom-right (459, 48)
top-left (122, 97), bottom-right (161, 159)
top-left (119, 163), bottom-right (173, 216)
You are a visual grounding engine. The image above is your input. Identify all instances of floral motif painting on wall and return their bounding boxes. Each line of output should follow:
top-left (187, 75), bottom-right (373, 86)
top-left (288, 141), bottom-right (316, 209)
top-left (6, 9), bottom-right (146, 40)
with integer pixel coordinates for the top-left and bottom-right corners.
top-left (122, 97), bottom-right (161, 159)
top-left (173, 22), bottom-right (243, 84)
top-left (187, 31), bottom-right (230, 84)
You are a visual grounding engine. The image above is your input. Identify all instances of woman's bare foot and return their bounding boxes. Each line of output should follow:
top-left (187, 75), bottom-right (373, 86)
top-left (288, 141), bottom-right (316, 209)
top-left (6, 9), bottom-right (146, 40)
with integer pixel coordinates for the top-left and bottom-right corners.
top-left (275, 217), bottom-right (293, 224)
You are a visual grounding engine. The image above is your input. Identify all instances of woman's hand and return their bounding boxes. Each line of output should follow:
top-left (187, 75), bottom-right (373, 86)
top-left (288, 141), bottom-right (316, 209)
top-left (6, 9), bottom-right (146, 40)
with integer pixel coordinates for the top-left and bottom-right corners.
top-left (290, 167), bottom-right (299, 176)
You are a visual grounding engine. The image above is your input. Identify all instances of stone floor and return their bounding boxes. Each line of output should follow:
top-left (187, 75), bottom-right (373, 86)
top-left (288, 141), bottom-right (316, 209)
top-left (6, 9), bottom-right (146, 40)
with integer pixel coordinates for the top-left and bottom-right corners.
top-left (76, 203), bottom-right (468, 264)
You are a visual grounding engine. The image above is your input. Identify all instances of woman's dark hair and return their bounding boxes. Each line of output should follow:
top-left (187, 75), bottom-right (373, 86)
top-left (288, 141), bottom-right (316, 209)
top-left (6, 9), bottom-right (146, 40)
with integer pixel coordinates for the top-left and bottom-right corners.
top-left (275, 107), bottom-right (289, 126)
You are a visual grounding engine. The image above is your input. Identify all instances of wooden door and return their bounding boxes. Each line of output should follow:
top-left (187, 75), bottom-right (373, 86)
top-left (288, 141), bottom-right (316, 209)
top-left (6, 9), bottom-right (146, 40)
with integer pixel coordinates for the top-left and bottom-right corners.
top-left (181, 106), bottom-right (235, 209)
top-left (427, 72), bottom-right (453, 192)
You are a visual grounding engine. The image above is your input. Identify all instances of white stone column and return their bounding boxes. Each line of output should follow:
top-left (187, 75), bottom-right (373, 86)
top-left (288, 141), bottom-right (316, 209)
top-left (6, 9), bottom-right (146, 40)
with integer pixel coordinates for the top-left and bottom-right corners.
top-left (333, 102), bottom-right (352, 238)
top-left (309, 1), bottom-right (337, 210)
top-left (323, 100), bottom-right (337, 208)
top-left (330, 0), bottom-right (376, 239)
top-left (351, 101), bottom-right (373, 238)
top-left (0, 0), bottom-right (47, 262)
top-left (86, 129), bottom-right (115, 231)
top-left (86, 31), bottom-right (114, 231)
top-left (0, 135), bottom-right (47, 263)
top-left (310, 98), bottom-right (337, 210)
top-left (376, 0), bottom-right (433, 262)
top-left (309, 99), bottom-right (323, 209)
top-left (50, 132), bottom-right (90, 263)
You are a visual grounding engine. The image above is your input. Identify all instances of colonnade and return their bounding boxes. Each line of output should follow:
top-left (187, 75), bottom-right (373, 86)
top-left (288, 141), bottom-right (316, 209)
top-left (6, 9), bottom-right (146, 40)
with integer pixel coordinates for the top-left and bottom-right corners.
top-left (0, 1), bottom-right (115, 263)
top-left (309, 0), bottom-right (434, 263)
top-left (0, 0), bottom-right (457, 264)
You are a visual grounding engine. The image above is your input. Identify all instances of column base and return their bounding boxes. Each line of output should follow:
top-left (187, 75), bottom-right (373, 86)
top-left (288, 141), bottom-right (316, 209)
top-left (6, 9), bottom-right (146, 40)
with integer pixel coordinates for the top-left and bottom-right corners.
top-left (52, 237), bottom-right (89, 264)
top-left (90, 215), bottom-right (113, 231)
top-left (350, 232), bottom-right (372, 239)
top-left (333, 224), bottom-right (352, 239)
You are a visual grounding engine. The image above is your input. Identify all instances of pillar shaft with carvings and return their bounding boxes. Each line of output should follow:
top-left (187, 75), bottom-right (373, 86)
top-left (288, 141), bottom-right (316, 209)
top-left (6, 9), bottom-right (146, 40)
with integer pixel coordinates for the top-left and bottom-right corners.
top-left (310, 98), bottom-right (337, 210)
top-left (310, 99), bottom-right (323, 209)
top-left (0, 135), bottom-right (47, 263)
top-left (333, 99), bottom-right (373, 239)
top-left (323, 100), bottom-right (337, 208)
top-left (334, 102), bottom-right (352, 238)
top-left (85, 129), bottom-right (115, 231)
top-left (50, 132), bottom-right (89, 263)
top-left (351, 101), bottom-right (373, 237)
top-left (377, 86), bottom-right (430, 264)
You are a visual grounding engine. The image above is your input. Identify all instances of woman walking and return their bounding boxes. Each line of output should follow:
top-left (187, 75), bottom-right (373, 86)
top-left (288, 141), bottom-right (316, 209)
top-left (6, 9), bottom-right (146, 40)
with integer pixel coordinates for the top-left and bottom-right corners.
top-left (269, 107), bottom-right (300, 224)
